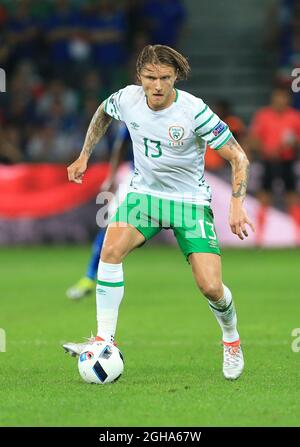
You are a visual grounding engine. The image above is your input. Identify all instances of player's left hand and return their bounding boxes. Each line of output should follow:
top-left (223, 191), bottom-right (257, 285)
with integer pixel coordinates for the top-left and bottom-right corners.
top-left (229, 202), bottom-right (255, 240)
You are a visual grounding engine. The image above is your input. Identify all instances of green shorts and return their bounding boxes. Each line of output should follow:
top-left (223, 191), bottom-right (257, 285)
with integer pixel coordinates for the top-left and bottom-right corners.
top-left (110, 192), bottom-right (221, 260)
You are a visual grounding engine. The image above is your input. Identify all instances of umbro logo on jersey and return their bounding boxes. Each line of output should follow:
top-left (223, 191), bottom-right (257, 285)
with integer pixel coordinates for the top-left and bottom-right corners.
top-left (130, 122), bottom-right (140, 130)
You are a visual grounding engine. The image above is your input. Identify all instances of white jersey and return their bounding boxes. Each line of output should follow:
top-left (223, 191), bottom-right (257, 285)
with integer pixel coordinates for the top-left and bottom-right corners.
top-left (104, 85), bottom-right (232, 204)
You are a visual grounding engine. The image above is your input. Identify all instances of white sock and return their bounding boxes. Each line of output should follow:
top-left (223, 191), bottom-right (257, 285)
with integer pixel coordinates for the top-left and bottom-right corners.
top-left (207, 284), bottom-right (240, 343)
top-left (96, 260), bottom-right (124, 343)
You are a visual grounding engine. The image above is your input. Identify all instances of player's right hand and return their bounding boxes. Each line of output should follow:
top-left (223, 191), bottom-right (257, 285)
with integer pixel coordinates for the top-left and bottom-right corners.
top-left (67, 157), bottom-right (88, 184)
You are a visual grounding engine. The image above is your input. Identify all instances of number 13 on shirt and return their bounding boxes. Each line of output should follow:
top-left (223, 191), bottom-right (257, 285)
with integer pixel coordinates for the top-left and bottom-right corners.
top-left (143, 138), bottom-right (162, 158)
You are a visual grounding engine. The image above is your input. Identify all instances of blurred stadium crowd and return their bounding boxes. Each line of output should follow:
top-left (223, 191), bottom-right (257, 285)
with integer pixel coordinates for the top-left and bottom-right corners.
top-left (0, 0), bottom-right (186, 164)
top-left (275, 0), bottom-right (300, 109)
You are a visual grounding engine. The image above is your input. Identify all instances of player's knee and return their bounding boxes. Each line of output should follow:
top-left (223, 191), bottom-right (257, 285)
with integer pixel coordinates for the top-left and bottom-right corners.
top-left (101, 244), bottom-right (124, 263)
top-left (197, 279), bottom-right (223, 300)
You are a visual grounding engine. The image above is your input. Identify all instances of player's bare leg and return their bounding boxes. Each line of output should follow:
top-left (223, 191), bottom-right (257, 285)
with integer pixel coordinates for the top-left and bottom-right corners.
top-left (101, 222), bottom-right (146, 263)
top-left (63, 223), bottom-right (145, 356)
top-left (189, 252), bottom-right (244, 380)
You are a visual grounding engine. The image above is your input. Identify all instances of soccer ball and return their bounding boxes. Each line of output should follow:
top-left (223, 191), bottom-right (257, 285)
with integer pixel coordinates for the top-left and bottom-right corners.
top-left (78, 341), bottom-right (124, 384)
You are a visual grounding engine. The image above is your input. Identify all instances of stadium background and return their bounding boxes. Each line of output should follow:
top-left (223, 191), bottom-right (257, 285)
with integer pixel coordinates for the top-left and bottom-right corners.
top-left (0, 0), bottom-right (300, 428)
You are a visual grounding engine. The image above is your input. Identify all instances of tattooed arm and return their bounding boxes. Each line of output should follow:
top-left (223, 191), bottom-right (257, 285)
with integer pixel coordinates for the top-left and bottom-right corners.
top-left (217, 136), bottom-right (255, 240)
top-left (67, 102), bottom-right (112, 184)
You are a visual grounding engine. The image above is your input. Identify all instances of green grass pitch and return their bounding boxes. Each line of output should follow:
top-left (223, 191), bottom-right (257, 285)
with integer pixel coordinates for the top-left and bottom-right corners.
top-left (0, 245), bottom-right (299, 427)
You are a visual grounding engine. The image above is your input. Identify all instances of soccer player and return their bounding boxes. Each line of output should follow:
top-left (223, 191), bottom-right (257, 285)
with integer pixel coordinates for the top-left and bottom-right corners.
top-left (249, 87), bottom-right (300, 244)
top-left (63, 45), bottom-right (254, 380)
top-left (66, 122), bottom-right (133, 300)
